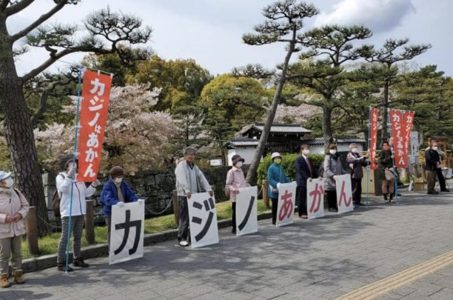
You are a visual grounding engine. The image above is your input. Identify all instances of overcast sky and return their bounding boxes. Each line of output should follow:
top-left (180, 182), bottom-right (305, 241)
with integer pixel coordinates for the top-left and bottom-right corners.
top-left (8, 0), bottom-right (453, 77)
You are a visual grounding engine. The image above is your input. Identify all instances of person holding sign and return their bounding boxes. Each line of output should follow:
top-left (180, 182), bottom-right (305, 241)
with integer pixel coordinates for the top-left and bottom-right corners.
top-left (379, 142), bottom-right (395, 203)
top-left (225, 155), bottom-right (249, 234)
top-left (295, 145), bottom-right (314, 219)
top-left (346, 143), bottom-right (368, 207)
top-left (267, 152), bottom-right (290, 225)
top-left (56, 158), bottom-right (100, 272)
top-left (323, 144), bottom-right (346, 212)
top-left (175, 147), bottom-right (213, 247)
top-left (0, 171), bottom-right (29, 288)
top-left (101, 166), bottom-right (139, 247)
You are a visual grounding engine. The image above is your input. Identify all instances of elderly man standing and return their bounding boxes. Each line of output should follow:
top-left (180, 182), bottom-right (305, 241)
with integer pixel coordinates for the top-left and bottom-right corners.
top-left (175, 147), bottom-right (213, 247)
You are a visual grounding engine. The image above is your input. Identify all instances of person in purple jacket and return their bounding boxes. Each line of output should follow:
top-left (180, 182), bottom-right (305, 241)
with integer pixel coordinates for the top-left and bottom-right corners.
top-left (101, 166), bottom-right (138, 246)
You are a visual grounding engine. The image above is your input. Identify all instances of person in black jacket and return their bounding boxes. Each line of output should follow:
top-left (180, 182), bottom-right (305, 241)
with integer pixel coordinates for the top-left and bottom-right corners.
top-left (379, 142), bottom-right (394, 202)
top-left (425, 140), bottom-right (441, 194)
top-left (295, 145), bottom-right (314, 218)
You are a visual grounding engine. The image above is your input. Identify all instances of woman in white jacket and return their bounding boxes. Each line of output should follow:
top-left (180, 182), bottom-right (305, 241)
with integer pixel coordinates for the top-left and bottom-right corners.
top-left (56, 159), bottom-right (99, 272)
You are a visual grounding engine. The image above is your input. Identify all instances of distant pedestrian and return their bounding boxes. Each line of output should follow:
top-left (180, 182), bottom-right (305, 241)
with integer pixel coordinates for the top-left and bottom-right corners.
top-left (346, 143), bottom-right (368, 206)
top-left (323, 144), bottom-right (347, 212)
top-left (267, 152), bottom-right (290, 225)
top-left (175, 147), bottom-right (213, 247)
top-left (425, 140), bottom-right (442, 194)
top-left (225, 155), bottom-right (249, 234)
top-left (295, 145), bottom-right (314, 218)
top-left (379, 142), bottom-right (395, 202)
top-left (0, 171), bottom-right (29, 288)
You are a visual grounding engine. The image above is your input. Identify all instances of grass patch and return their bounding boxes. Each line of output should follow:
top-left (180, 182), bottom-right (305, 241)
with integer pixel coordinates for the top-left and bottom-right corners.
top-left (21, 200), bottom-right (270, 259)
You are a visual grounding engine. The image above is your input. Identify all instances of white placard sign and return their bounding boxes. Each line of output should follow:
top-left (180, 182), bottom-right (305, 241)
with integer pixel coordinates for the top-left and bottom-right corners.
top-left (307, 178), bottom-right (325, 219)
top-left (235, 186), bottom-right (258, 236)
top-left (188, 192), bottom-right (219, 248)
top-left (276, 182), bottom-right (297, 227)
top-left (109, 200), bottom-right (145, 265)
top-left (335, 175), bottom-right (353, 214)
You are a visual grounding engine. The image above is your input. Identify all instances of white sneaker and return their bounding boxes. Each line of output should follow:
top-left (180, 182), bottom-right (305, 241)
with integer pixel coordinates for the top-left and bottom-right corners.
top-left (179, 240), bottom-right (189, 247)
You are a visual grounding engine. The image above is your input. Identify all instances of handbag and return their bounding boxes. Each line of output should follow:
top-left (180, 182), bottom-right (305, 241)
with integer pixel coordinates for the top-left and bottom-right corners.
top-left (385, 168), bottom-right (395, 181)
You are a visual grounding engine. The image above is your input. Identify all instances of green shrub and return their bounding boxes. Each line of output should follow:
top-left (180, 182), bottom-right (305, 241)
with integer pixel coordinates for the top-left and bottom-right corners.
top-left (257, 153), bottom-right (325, 185)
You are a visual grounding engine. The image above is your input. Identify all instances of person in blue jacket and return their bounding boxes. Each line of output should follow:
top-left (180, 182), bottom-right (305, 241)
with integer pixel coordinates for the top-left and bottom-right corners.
top-left (101, 166), bottom-right (138, 246)
top-left (267, 152), bottom-right (290, 225)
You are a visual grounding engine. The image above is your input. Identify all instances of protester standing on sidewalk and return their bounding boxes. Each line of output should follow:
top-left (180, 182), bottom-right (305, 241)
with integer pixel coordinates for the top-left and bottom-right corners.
top-left (225, 155), bottom-right (249, 234)
top-left (0, 171), bottom-right (29, 288)
top-left (267, 152), bottom-right (290, 225)
top-left (430, 141), bottom-right (449, 192)
top-left (379, 142), bottom-right (395, 202)
top-left (56, 158), bottom-right (100, 272)
top-left (347, 143), bottom-right (368, 207)
top-left (323, 144), bottom-right (346, 212)
top-left (295, 145), bottom-right (313, 218)
top-left (101, 166), bottom-right (138, 247)
top-left (175, 147), bottom-right (213, 247)
top-left (425, 140), bottom-right (442, 195)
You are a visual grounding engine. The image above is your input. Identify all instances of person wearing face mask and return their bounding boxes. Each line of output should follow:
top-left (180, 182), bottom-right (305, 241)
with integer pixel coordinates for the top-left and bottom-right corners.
top-left (425, 139), bottom-right (442, 195)
top-left (425, 140), bottom-right (449, 193)
top-left (295, 145), bottom-right (314, 218)
top-left (267, 152), bottom-right (290, 225)
top-left (56, 158), bottom-right (100, 272)
top-left (379, 141), bottom-right (395, 202)
top-left (0, 171), bottom-right (29, 288)
top-left (347, 143), bottom-right (369, 207)
top-left (100, 166), bottom-right (138, 247)
top-left (323, 144), bottom-right (346, 212)
top-left (225, 155), bottom-right (249, 234)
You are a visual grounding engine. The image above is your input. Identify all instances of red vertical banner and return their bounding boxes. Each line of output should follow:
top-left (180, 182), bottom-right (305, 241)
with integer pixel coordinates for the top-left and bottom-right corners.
top-left (78, 70), bottom-right (112, 182)
top-left (369, 107), bottom-right (380, 170)
top-left (389, 109), bottom-right (415, 168)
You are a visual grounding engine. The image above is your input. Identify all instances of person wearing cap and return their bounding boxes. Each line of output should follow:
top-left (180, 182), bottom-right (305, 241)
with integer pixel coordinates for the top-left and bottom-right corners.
top-left (323, 144), bottom-right (346, 212)
top-left (56, 158), bottom-right (100, 272)
top-left (100, 166), bottom-right (138, 247)
top-left (346, 143), bottom-right (368, 207)
top-left (225, 154), bottom-right (249, 234)
top-left (175, 146), bottom-right (213, 247)
top-left (0, 171), bottom-right (29, 288)
top-left (267, 152), bottom-right (290, 225)
top-left (295, 145), bottom-right (314, 219)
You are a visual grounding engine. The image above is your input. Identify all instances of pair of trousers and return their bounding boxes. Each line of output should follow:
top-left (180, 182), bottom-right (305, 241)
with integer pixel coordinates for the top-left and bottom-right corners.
top-left (296, 186), bottom-right (307, 216)
top-left (57, 215), bottom-right (84, 265)
top-left (271, 197), bottom-right (278, 225)
top-left (105, 216), bottom-right (111, 248)
top-left (436, 168), bottom-right (447, 191)
top-left (326, 190), bottom-right (337, 210)
top-left (351, 178), bottom-right (362, 204)
top-left (231, 202), bottom-right (236, 232)
top-left (177, 196), bottom-right (191, 242)
top-left (0, 235), bottom-right (22, 275)
top-left (426, 170), bottom-right (437, 193)
top-left (381, 179), bottom-right (395, 195)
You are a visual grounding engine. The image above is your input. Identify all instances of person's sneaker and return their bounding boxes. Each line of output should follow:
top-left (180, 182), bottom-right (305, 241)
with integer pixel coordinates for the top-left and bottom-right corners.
top-left (13, 271), bottom-right (25, 284)
top-left (428, 191), bottom-right (439, 195)
top-left (0, 274), bottom-right (10, 288)
top-left (179, 240), bottom-right (189, 247)
top-left (73, 259), bottom-right (89, 268)
top-left (300, 215), bottom-right (308, 219)
top-left (57, 264), bottom-right (74, 272)
top-left (441, 189), bottom-right (450, 192)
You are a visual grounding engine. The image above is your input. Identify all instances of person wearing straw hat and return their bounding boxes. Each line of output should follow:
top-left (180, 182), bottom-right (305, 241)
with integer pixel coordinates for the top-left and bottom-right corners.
top-left (56, 158), bottom-right (100, 272)
top-left (0, 171), bottom-right (29, 288)
top-left (225, 154), bottom-right (249, 234)
top-left (267, 152), bottom-right (290, 225)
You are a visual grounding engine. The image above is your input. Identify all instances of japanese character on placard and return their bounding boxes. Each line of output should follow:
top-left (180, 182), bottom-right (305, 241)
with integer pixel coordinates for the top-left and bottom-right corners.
top-left (87, 132), bottom-right (99, 148)
top-left (85, 148), bottom-right (99, 163)
top-left (90, 78), bottom-right (106, 96)
top-left (88, 112), bottom-right (101, 127)
top-left (83, 163), bottom-right (97, 178)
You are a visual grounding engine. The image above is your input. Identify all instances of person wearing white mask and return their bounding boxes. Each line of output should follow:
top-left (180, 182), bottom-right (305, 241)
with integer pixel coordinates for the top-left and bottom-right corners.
top-left (225, 155), bottom-right (249, 234)
top-left (56, 158), bottom-right (100, 272)
top-left (295, 145), bottom-right (314, 218)
top-left (100, 166), bottom-right (138, 247)
top-left (323, 144), bottom-right (346, 212)
top-left (425, 139), bottom-right (442, 195)
top-left (347, 143), bottom-right (368, 207)
top-left (267, 152), bottom-right (290, 224)
top-left (0, 171), bottom-right (29, 288)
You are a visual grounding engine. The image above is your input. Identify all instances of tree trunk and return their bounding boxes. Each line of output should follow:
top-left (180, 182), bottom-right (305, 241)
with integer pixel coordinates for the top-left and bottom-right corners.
top-left (0, 20), bottom-right (49, 235)
top-left (246, 40), bottom-right (295, 185)
top-left (322, 106), bottom-right (333, 151)
top-left (381, 80), bottom-right (389, 142)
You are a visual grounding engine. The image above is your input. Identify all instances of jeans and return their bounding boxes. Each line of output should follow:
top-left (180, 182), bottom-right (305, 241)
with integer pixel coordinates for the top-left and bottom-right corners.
top-left (177, 196), bottom-right (190, 242)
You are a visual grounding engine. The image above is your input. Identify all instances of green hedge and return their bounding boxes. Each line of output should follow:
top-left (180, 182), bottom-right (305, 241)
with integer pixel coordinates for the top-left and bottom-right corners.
top-left (257, 153), bottom-right (325, 185)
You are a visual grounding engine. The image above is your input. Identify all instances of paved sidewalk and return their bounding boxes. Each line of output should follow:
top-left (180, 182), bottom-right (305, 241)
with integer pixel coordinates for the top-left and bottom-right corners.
top-left (1, 191), bottom-right (453, 300)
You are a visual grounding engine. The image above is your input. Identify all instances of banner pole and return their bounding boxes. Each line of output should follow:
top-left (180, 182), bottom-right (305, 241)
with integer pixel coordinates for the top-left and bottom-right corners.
top-left (65, 67), bottom-right (84, 272)
top-left (365, 106), bottom-right (371, 206)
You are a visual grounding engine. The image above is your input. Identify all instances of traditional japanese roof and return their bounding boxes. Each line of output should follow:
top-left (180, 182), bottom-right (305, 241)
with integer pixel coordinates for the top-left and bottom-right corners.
top-left (225, 137), bottom-right (259, 148)
top-left (300, 138), bottom-right (366, 145)
top-left (239, 123), bottom-right (312, 135)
